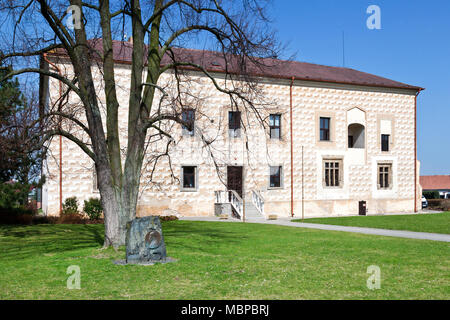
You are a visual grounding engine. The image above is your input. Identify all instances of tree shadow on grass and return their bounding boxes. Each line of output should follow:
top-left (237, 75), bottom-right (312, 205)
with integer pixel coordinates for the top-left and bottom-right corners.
top-left (0, 220), bottom-right (250, 261)
top-left (162, 220), bottom-right (249, 255)
top-left (0, 224), bottom-right (104, 261)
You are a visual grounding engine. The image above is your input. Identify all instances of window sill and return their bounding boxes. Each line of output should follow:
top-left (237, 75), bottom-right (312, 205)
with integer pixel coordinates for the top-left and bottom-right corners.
top-left (180, 188), bottom-right (198, 192)
top-left (268, 187), bottom-right (284, 190)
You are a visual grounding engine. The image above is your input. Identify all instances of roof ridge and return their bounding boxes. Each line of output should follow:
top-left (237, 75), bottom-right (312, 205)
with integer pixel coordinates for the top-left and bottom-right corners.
top-left (51, 39), bottom-right (424, 91)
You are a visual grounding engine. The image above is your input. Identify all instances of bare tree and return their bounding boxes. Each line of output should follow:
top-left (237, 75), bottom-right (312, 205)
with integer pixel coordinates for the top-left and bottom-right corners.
top-left (0, 0), bottom-right (281, 247)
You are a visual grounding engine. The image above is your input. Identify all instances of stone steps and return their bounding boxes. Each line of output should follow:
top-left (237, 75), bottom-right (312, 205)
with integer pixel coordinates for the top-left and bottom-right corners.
top-left (243, 199), bottom-right (263, 218)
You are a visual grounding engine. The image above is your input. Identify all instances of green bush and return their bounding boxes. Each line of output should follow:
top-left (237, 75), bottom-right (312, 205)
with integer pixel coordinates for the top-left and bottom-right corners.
top-left (0, 182), bottom-right (30, 209)
top-left (427, 199), bottom-right (450, 211)
top-left (83, 197), bottom-right (102, 220)
top-left (62, 196), bottom-right (79, 215)
top-left (423, 191), bottom-right (440, 199)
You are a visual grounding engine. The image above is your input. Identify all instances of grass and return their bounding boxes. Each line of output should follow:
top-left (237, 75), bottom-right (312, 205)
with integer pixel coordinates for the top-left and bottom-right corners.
top-left (292, 212), bottom-right (450, 234)
top-left (0, 221), bottom-right (449, 299)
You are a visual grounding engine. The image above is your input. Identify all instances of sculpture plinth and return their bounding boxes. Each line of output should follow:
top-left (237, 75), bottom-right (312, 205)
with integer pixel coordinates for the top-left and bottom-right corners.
top-left (125, 216), bottom-right (168, 264)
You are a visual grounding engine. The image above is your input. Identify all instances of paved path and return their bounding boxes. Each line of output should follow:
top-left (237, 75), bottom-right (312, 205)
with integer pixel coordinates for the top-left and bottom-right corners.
top-left (180, 216), bottom-right (450, 242)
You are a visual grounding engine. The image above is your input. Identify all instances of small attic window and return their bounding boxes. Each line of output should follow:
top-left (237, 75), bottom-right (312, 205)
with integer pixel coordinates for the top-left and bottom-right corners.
top-left (211, 61), bottom-right (221, 66)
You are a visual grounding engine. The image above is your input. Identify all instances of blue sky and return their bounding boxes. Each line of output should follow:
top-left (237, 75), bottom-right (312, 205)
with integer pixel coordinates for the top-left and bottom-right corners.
top-left (272, 0), bottom-right (450, 175)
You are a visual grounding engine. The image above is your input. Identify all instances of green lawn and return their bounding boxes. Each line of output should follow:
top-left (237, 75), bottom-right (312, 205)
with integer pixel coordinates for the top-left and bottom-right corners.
top-left (293, 212), bottom-right (450, 234)
top-left (0, 221), bottom-right (449, 299)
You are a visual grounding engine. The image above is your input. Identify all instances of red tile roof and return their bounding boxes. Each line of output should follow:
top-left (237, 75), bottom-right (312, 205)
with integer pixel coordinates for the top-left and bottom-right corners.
top-left (420, 175), bottom-right (450, 190)
top-left (48, 39), bottom-right (423, 91)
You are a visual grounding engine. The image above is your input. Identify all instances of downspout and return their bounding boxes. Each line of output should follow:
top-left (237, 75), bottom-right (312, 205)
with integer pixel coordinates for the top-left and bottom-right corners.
top-left (290, 77), bottom-right (294, 217)
top-left (43, 53), bottom-right (63, 215)
top-left (414, 88), bottom-right (422, 213)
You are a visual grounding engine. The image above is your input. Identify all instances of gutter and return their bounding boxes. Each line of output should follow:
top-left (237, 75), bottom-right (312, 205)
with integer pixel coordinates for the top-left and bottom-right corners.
top-left (414, 88), bottom-right (423, 212)
top-left (290, 77), bottom-right (294, 217)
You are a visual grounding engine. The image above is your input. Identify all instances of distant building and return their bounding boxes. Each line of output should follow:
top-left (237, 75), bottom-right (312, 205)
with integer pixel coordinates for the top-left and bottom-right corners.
top-left (420, 175), bottom-right (450, 198)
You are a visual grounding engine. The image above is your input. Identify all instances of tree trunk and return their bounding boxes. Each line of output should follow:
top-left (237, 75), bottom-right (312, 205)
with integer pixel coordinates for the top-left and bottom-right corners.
top-left (97, 156), bottom-right (143, 247)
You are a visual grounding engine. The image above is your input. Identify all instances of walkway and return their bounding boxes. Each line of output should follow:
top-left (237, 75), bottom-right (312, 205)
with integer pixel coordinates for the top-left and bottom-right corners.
top-left (179, 216), bottom-right (450, 242)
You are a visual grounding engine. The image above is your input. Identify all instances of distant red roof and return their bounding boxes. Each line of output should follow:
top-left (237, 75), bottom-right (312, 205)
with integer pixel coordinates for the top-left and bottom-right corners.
top-left (47, 39), bottom-right (423, 91)
top-left (420, 175), bottom-right (450, 190)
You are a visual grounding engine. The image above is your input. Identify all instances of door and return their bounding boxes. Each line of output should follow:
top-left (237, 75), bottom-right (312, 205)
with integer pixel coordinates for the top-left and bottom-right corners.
top-left (227, 166), bottom-right (243, 198)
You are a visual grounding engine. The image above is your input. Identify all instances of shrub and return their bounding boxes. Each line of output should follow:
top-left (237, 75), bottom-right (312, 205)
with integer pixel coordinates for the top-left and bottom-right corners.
top-left (0, 206), bottom-right (104, 225)
top-left (83, 197), bottom-right (102, 220)
top-left (427, 199), bottom-right (450, 211)
top-left (62, 197), bottom-right (79, 215)
top-left (423, 191), bottom-right (440, 199)
top-left (158, 215), bottom-right (179, 222)
top-left (56, 213), bottom-right (86, 224)
top-left (0, 206), bottom-right (37, 225)
top-left (0, 182), bottom-right (30, 209)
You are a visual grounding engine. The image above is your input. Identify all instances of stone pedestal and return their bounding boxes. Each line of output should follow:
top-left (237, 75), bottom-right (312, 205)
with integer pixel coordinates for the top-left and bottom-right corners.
top-left (125, 216), bottom-right (167, 264)
top-left (215, 203), bottom-right (232, 217)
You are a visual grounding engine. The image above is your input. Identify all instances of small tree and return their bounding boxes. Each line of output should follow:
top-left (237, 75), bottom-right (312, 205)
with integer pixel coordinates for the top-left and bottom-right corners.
top-left (0, 61), bottom-right (43, 188)
top-left (83, 197), bottom-right (102, 220)
top-left (0, 0), bottom-right (282, 247)
top-left (423, 191), bottom-right (440, 200)
top-left (62, 196), bottom-right (79, 215)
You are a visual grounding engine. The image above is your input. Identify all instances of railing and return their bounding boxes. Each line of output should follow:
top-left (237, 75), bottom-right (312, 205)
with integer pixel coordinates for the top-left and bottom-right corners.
top-left (214, 190), bottom-right (243, 219)
top-left (251, 190), bottom-right (265, 216)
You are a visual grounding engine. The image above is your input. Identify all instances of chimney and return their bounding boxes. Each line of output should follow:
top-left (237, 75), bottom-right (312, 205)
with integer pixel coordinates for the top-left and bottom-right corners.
top-left (128, 36), bottom-right (133, 44)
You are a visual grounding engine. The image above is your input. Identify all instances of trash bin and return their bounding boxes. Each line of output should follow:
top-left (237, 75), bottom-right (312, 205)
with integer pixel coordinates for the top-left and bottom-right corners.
top-left (359, 201), bottom-right (367, 216)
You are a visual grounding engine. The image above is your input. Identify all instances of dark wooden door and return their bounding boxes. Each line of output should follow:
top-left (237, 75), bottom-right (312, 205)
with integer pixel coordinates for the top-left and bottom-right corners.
top-left (227, 166), bottom-right (243, 198)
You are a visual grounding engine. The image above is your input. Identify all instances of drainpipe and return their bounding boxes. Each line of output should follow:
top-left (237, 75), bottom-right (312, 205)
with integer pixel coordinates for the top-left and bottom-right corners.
top-left (290, 77), bottom-right (294, 217)
top-left (43, 53), bottom-right (63, 215)
top-left (302, 145), bottom-right (304, 222)
top-left (414, 89), bottom-right (422, 213)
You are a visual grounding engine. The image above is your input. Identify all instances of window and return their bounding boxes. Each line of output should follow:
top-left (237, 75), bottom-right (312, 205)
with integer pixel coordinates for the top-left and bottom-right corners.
top-left (269, 114), bottom-right (281, 139)
top-left (93, 169), bottom-right (99, 192)
top-left (378, 164), bottom-right (392, 189)
top-left (381, 134), bottom-right (390, 152)
top-left (348, 123), bottom-right (365, 148)
top-left (182, 108), bottom-right (195, 136)
top-left (269, 166), bottom-right (282, 188)
top-left (228, 111), bottom-right (241, 138)
top-left (320, 117), bottom-right (330, 141)
top-left (348, 135), bottom-right (354, 148)
top-left (323, 159), bottom-right (342, 187)
top-left (181, 166), bottom-right (197, 190)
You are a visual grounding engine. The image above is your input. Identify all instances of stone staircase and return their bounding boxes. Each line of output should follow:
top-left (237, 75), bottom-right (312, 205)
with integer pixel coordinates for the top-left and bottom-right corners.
top-left (214, 190), bottom-right (264, 221)
top-left (243, 197), bottom-right (263, 219)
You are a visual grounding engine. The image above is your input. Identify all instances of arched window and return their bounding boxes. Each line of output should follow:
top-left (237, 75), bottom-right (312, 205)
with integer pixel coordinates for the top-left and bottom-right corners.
top-left (348, 123), bottom-right (365, 149)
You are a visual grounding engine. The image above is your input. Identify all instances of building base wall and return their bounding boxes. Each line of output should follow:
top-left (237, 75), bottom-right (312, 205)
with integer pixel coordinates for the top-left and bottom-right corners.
top-left (45, 197), bottom-right (415, 219)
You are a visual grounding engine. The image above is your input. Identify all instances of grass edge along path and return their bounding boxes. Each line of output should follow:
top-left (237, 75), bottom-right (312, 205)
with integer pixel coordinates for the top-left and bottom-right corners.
top-left (292, 212), bottom-right (450, 235)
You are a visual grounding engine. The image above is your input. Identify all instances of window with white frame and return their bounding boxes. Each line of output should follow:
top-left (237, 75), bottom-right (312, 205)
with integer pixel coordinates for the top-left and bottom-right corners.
top-left (269, 166), bottom-right (282, 188)
top-left (181, 166), bottom-right (197, 190)
top-left (93, 168), bottom-right (99, 192)
top-left (378, 163), bottom-right (392, 189)
top-left (320, 117), bottom-right (331, 141)
top-left (269, 114), bottom-right (281, 139)
top-left (381, 134), bottom-right (390, 152)
top-left (323, 159), bottom-right (342, 187)
top-left (181, 108), bottom-right (195, 136)
top-left (228, 111), bottom-right (241, 138)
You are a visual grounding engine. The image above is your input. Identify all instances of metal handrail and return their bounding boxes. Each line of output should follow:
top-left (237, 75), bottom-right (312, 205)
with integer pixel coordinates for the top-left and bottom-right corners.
top-left (251, 190), bottom-right (265, 215)
top-left (214, 190), bottom-right (243, 219)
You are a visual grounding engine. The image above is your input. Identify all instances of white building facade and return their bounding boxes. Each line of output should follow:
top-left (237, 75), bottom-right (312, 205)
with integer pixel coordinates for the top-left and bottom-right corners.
top-left (41, 44), bottom-right (423, 219)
